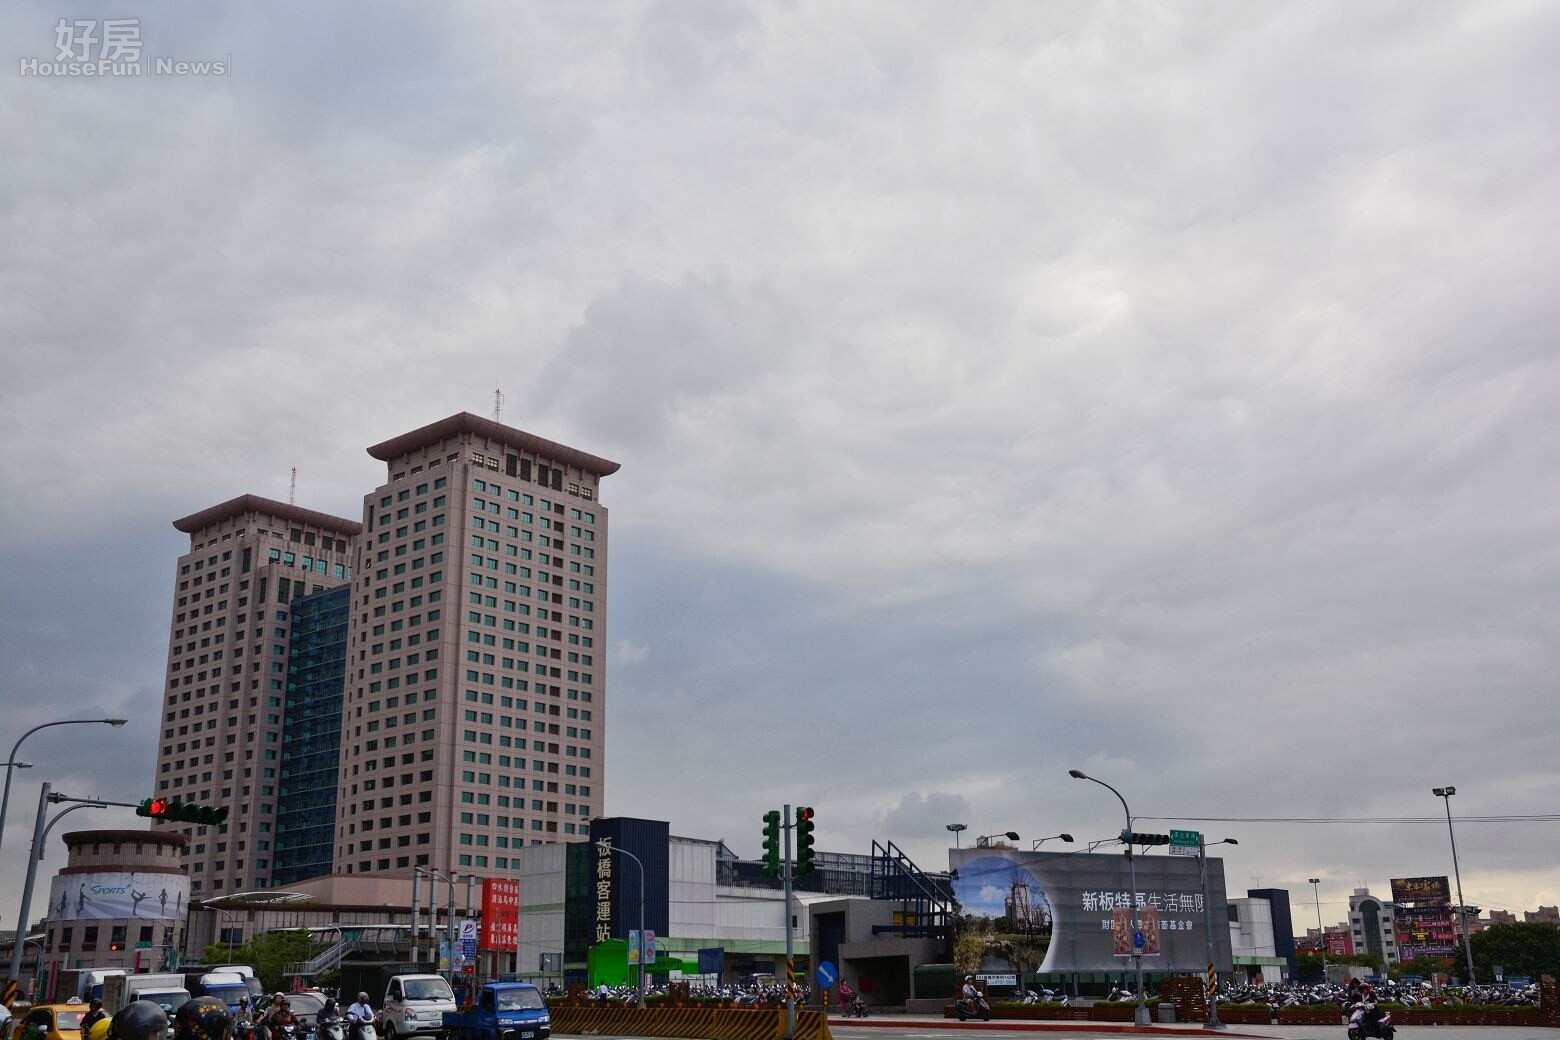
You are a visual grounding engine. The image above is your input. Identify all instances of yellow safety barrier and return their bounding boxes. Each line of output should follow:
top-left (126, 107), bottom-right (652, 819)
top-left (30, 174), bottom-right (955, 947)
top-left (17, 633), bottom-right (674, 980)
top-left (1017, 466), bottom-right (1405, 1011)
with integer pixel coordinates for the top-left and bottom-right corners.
top-left (550, 1006), bottom-right (833, 1040)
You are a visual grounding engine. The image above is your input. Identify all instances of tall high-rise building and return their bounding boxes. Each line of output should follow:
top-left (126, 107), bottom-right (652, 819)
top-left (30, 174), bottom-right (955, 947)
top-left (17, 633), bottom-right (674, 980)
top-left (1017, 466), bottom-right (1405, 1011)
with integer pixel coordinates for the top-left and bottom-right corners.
top-left (272, 584), bottom-right (352, 886)
top-left (154, 414), bottom-right (617, 891)
top-left (333, 413), bottom-right (619, 876)
top-left (157, 496), bottom-right (360, 895)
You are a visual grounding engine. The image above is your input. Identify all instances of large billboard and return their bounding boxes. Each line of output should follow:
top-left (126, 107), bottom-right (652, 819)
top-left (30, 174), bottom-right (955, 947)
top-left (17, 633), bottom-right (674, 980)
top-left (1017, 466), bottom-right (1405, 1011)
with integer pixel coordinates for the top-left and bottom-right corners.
top-left (482, 878), bottom-right (520, 951)
top-left (950, 847), bottom-right (1232, 973)
top-left (46, 871), bottom-right (189, 921)
top-left (1394, 905), bottom-right (1457, 960)
top-left (1390, 876), bottom-right (1450, 905)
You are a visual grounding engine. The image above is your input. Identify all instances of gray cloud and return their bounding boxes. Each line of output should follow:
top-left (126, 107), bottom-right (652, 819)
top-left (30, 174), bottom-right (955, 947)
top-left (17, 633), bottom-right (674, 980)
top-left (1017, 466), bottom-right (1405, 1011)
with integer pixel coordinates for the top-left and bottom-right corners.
top-left (3, 0), bottom-right (1558, 920)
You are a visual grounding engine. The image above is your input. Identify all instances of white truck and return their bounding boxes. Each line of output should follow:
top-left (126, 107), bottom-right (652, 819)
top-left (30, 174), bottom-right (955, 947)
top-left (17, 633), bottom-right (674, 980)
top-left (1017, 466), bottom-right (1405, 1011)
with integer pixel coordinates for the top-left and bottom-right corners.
top-left (379, 975), bottom-right (456, 1040)
top-left (123, 974), bottom-right (191, 1014)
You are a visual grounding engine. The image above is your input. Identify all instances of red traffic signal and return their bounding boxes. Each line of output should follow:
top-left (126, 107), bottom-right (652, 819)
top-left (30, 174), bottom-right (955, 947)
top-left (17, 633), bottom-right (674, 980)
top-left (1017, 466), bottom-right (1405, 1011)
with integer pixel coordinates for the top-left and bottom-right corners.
top-left (137, 797), bottom-right (229, 825)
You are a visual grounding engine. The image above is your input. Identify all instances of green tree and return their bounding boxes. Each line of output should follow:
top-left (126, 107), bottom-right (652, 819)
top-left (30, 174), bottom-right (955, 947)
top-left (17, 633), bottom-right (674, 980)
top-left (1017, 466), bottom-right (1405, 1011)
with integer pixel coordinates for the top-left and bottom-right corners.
top-left (1393, 954), bottom-right (1454, 980)
top-left (200, 929), bottom-right (315, 994)
top-left (1469, 923), bottom-right (1560, 982)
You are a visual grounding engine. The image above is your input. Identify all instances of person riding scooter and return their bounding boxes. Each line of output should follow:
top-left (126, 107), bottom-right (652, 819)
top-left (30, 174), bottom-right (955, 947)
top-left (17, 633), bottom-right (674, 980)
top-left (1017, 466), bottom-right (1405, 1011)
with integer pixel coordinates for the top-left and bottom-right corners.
top-left (956, 977), bottom-right (991, 1021)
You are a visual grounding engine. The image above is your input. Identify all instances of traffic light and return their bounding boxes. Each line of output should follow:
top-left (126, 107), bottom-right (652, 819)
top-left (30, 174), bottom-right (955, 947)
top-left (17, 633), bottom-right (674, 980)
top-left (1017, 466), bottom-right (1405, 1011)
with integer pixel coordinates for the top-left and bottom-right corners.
top-left (762, 810), bottom-right (782, 877)
top-left (1119, 829), bottom-right (1169, 846)
top-left (137, 797), bottom-right (229, 826)
top-left (795, 806), bottom-right (816, 875)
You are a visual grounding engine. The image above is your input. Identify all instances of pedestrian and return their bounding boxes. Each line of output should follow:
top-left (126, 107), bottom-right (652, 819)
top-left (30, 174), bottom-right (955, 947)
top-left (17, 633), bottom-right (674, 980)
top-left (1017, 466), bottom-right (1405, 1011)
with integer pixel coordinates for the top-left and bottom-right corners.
top-left (837, 980), bottom-right (853, 1015)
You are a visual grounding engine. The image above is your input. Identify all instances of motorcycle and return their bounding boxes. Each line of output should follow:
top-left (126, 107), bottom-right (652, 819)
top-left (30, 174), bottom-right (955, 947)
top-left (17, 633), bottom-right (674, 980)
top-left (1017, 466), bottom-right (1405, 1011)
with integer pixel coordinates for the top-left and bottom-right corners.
top-left (1347, 1002), bottom-right (1394, 1040)
top-left (317, 1018), bottom-right (345, 1040)
top-left (349, 1018), bottom-right (378, 1040)
top-left (955, 996), bottom-right (991, 1022)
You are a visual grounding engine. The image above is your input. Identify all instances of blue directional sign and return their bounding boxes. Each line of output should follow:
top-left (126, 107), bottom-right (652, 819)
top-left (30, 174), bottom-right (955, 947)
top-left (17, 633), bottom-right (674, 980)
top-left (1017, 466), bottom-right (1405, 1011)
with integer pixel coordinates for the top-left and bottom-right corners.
top-left (816, 960), bottom-right (837, 989)
top-left (1134, 930), bottom-right (1146, 949)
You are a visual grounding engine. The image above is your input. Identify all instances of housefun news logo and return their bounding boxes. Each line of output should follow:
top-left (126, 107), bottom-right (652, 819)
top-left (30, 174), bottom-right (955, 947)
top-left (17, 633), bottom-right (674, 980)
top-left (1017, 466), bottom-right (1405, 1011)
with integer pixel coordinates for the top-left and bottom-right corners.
top-left (18, 18), bottom-right (229, 77)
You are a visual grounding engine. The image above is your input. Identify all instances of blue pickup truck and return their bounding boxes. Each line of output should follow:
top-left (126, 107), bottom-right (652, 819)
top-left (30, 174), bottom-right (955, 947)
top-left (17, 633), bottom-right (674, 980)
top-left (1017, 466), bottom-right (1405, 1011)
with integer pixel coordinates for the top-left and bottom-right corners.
top-left (441, 983), bottom-right (550, 1040)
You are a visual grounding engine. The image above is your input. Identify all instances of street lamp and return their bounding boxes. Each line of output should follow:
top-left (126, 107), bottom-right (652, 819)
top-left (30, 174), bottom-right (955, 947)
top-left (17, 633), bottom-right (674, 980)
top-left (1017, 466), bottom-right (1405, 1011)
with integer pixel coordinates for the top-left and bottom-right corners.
top-left (0, 718), bottom-right (127, 856)
top-left (596, 840), bottom-right (646, 1007)
top-left (946, 823), bottom-right (968, 848)
top-left (974, 831), bottom-right (1020, 848)
top-left (1031, 833), bottom-right (1074, 850)
top-left (1432, 786), bottom-right (1478, 985)
top-left (1308, 879), bottom-right (1327, 980)
top-left (1070, 768), bottom-right (1149, 1027)
top-left (1201, 838), bottom-right (1237, 1030)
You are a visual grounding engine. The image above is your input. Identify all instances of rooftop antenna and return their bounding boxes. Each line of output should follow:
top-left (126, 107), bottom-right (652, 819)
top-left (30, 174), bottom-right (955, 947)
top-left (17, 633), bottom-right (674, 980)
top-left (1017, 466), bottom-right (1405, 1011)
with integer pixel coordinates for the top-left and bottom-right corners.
top-left (289, 466), bottom-right (297, 505)
top-left (493, 388), bottom-right (505, 423)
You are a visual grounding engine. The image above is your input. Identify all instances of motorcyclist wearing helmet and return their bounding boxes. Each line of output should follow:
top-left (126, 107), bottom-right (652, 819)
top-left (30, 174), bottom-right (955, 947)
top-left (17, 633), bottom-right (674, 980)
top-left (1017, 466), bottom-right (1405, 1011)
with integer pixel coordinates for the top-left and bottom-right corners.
top-left (109, 1001), bottom-right (170, 1040)
top-left (81, 999), bottom-right (109, 1039)
top-left (175, 997), bottom-right (234, 1040)
top-left (345, 993), bottom-right (374, 1040)
top-left (961, 976), bottom-right (978, 1003)
top-left (256, 994), bottom-right (296, 1040)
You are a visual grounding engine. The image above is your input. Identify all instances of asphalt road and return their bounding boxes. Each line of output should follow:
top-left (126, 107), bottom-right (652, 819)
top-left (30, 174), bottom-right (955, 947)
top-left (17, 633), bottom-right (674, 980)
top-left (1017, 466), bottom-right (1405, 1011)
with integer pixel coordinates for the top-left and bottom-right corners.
top-left (559, 1023), bottom-right (1554, 1040)
top-left (825, 1025), bottom-right (1556, 1040)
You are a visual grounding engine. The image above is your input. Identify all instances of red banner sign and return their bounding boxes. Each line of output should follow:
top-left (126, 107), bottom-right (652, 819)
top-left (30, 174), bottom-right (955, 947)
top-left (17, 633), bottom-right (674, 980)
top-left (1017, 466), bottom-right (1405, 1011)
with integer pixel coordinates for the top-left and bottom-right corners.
top-left (481, 878), bottom-right (520, 951)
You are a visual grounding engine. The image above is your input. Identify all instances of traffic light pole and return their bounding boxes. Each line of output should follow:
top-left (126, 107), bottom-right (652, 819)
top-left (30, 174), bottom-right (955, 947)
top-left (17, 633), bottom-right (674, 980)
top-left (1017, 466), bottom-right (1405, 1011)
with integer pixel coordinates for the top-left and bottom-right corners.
top-left (783, 802), bottom-right (795, 1040)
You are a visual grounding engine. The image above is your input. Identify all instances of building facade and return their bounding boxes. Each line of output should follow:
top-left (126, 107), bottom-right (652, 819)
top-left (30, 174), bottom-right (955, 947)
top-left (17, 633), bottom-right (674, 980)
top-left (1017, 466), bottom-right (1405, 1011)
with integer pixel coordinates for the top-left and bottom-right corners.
top-left (156, 497), bottom-right (359, 895)
top-left (151, 413), bottom-right (618, 895)
top-left (273, 585), bottom-right (352, 885)
top-left (1348, 887), bottom-right (1400, 965)
top-left (331, 414), bottom-right (619, 878)
top-left (38, 829), bottom-right (189, 997)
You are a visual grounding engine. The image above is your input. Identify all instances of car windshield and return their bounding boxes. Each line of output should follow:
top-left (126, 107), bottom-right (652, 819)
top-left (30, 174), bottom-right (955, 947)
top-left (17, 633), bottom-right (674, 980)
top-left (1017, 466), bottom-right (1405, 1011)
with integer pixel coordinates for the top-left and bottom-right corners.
top-left (495, 991), bottom-right (543, 1012)
top-left (285, 995), bottom-right (327, 1021)
top-left (55, 1012), bottom-right (86, 1031)
top-left (403, 980), bottom-right (453, 1002)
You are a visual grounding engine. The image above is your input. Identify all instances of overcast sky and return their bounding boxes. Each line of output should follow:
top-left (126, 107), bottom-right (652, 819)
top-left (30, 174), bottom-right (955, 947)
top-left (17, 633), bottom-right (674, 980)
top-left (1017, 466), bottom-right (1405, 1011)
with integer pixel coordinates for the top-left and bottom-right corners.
top-left (3, 1), bottom-right (1557, 935)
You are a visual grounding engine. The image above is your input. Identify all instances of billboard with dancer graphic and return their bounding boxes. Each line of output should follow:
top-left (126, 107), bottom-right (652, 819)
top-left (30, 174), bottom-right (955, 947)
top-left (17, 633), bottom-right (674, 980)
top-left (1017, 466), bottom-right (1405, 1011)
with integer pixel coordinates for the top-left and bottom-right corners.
top-left (46, 871), bottom-right (189, 921)
top-left (949, 847), bottom-right (1231, 973)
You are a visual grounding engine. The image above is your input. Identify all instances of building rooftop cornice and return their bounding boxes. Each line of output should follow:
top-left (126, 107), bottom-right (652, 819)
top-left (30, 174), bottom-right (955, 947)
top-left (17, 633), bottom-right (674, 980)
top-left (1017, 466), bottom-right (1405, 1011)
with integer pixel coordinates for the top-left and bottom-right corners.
top-left (173, 494), bottom-right (363, 536)
top-left (366, 412), bottom-right (621, 477)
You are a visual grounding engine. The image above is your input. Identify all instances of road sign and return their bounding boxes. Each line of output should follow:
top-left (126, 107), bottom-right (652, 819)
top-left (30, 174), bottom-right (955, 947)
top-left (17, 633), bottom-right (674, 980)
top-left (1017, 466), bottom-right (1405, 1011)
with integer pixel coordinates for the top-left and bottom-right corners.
top-left (135, 940), bottom-right (153, 949)
top-left (816, 961), bottom-right (836, 989)
top-left (1169, 829), bottom-right (1201, 857)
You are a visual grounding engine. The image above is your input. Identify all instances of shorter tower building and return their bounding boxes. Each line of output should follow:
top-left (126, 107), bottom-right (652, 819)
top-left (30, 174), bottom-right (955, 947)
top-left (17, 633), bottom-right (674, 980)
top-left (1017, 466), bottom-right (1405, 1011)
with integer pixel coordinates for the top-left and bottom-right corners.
top-left (40, 829), bottom-right (189, 997)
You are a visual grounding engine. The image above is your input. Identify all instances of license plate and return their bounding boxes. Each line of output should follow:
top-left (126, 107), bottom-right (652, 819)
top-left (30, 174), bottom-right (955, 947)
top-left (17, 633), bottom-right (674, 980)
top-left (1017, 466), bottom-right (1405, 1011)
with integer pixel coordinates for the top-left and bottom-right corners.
top-left (519, 1032), bottom-right (535, 1038)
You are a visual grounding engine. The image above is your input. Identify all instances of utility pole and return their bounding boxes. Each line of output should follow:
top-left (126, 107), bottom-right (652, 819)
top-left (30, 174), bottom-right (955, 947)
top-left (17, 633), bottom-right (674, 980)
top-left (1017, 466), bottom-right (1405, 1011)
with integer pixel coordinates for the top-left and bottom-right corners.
top-left (783, 803), bottom-right (795, 1040)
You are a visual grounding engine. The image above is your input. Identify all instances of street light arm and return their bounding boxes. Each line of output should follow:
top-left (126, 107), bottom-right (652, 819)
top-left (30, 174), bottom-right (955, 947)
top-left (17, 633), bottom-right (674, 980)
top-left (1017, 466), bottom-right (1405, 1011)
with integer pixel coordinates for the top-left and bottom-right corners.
top-left (0, 717), bottom-right (128, 858)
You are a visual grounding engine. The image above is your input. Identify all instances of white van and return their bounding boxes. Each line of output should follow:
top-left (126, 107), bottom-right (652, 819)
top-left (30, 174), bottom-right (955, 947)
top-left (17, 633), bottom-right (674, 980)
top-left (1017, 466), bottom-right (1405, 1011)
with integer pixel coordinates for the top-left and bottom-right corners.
top-left (380, 975), bottom-right (456, 1040)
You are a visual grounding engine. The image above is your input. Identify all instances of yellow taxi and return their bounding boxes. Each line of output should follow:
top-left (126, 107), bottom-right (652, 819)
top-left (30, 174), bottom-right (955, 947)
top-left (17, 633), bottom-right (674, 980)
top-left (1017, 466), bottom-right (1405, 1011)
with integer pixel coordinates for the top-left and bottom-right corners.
top-left (14, 1002), bottom-right (89, 1040)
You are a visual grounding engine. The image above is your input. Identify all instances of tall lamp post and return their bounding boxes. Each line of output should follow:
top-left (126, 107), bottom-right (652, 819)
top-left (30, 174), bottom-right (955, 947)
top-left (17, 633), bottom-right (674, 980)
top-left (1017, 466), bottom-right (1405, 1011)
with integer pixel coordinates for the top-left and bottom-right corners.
top-left (1031, 833), bottom-right (1074, 850)
top-left (1200, 837), bottom-right (1237, 1029)
top-left (1308, 879), bottom-right (1327, 980)
top-left (1432, 786), bottom-right (1477, 985)
top-left (596, 840), bottom-right (646, 1007)
top-left (0, 718), bottom-right (127, 856)
top-left (1070, 769), bottom-right (1149, 1027)
top-left (946, 823), bottom-right (968, 848)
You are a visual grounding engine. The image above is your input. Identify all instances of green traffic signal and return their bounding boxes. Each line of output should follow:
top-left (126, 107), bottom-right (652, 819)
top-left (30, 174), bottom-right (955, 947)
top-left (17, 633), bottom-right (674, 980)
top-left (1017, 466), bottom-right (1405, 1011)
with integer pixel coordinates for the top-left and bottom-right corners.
top-left (795, 806), bottom-right (816, 875)
top-left (1120, 829), bottom-right (1169, 846)
top-left (762, 809), bottom-right (782, 877)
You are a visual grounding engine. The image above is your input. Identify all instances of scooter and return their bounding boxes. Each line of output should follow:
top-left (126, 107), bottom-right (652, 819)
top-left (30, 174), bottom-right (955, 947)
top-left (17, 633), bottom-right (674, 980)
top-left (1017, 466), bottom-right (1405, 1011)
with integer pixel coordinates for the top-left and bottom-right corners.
top-left (955, 996), bottom-right (991, 1022)
top-left (348, 1018), bottom-right (378, 1040)
top-left (1347, 1002), bottom-right (1395, 1040)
